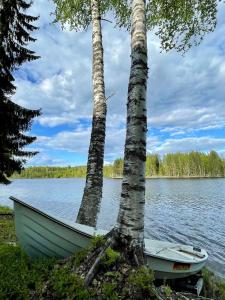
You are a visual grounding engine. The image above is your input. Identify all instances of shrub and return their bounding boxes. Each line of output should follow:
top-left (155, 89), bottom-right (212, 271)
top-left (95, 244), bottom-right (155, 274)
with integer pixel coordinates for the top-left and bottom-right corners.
top-left (128, 267), bottom-right (155, 299)
top-left (49, 267), bottom-right (91, 300)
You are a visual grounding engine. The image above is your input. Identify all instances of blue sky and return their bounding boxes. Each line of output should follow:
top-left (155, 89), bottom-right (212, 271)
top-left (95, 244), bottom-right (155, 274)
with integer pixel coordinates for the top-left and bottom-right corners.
top-left (13, 0), bottom-right (225, 166)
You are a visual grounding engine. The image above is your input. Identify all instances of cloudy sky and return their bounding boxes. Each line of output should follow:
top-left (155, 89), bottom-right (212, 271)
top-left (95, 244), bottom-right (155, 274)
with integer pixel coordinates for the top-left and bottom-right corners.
top-left (13, 0), bottom-right (225, 166)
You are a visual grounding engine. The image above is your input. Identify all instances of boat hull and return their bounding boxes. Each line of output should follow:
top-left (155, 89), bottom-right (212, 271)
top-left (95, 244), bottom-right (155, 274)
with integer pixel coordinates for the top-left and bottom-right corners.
top-left (11, 197), bottom-right (208, 279)
top-left (146, 254), bottom-right (206, 279)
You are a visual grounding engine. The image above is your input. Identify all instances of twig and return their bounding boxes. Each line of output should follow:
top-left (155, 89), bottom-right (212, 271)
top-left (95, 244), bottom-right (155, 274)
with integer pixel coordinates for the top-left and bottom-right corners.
top-left (105, 92), bottom-right (115, 102)
top-left (101, 18), bottom-right (113, 23)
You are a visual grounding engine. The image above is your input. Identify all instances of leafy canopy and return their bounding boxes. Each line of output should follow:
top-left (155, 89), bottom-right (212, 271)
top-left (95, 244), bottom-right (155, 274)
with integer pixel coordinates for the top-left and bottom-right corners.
top-left (111, 0), bottom-right (220, 52)
top-left (53, 0), bottom-right (221, 52)
top-left (53, 0), bottom-right (113, 30)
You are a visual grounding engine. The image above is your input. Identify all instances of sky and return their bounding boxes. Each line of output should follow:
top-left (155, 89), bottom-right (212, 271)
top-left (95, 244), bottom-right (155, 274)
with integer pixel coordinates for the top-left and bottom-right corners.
top-left (13, 0), bottom-right (225, 166)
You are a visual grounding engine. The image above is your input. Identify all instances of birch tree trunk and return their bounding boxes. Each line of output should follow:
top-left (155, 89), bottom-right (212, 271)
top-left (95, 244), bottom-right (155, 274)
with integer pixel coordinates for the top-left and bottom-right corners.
top-left (76, 0), bottom-right (106, 227)
top-left (115, 0), bottom-right (148, 260)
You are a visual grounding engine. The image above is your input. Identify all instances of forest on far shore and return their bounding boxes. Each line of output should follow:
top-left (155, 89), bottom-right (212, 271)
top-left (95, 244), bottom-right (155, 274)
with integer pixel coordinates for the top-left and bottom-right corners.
top-left (13, 151), bottom-right (225, 179)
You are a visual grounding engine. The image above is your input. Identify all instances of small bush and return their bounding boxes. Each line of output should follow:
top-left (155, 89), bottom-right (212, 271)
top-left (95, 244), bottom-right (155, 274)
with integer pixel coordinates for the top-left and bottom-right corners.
top-left (128, 267), bottom-right (155, 299)
top-left (101, 282), bottom-right (118, 300)
top-left (202, 268), bottom-right (225, 300)
top-left (101, 248), bottom-right (120, 268)
top-left (72, 235), bottom-right (106, 267)
top-left (162, 284), bottom-right (172, 297)
top-left (91, 235), bottom-right (106, 249)
top-left (49, 267), bottom-right (91, 300)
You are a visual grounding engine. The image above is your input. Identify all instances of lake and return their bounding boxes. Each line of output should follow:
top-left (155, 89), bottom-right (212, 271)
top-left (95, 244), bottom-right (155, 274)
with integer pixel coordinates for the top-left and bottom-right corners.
top-left (0, 178), bottom-right (224, 278)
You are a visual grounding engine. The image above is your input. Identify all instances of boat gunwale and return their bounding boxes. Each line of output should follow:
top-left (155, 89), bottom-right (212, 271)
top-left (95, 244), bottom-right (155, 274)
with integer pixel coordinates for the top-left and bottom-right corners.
top-left (10, 196), bottom-right (93, 238)
top-left (10, 196), bottom-right (208, 265)
top-left (145, 250), bottom-right (208, 265)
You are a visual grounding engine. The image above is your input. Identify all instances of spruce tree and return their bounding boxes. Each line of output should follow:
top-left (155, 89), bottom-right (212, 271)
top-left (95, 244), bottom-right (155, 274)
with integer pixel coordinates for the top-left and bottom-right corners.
top-left (0, 0), bottom-right (41, 184)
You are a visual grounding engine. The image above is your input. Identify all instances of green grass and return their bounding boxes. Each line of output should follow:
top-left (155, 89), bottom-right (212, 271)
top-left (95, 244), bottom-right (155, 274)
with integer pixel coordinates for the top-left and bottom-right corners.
top-left (0, 244), bottom-right (56, 299)
top-left (0, 208), bottom-right (225, 299)
top-left (202, 268), bottom-right (225, 300)
top-left (0, 205), bottom-right (13, 215)
top-left (0, 206), bottom-right (16, 244)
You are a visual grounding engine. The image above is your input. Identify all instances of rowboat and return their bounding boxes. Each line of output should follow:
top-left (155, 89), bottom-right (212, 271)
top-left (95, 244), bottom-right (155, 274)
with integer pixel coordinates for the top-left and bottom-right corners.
top-left (10, 196), bottom-right (208, 279)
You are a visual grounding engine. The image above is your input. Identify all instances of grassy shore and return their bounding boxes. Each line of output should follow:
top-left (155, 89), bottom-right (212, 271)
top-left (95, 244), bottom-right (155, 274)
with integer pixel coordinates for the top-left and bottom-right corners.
top-left (0, 205), bottom-right (224, 300)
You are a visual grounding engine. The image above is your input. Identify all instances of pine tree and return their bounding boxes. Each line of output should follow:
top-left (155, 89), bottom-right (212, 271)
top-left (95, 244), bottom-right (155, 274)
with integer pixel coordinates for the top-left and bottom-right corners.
top-left (0, 0), bottom-right (41, 184)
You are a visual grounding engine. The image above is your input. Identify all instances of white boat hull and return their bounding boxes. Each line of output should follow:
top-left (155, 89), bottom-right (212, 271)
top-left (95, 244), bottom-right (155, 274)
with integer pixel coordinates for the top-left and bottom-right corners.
top-left (10, 197), bottom-right (208, 279)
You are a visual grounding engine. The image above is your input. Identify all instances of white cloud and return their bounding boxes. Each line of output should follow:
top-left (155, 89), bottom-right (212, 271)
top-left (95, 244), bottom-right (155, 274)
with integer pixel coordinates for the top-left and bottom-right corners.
top-left (27, 153), bottom-right (66, 166)
top-left (10, 1), bottom-right (225, 163)
top-left (154, 137), bottom-right (225, 155)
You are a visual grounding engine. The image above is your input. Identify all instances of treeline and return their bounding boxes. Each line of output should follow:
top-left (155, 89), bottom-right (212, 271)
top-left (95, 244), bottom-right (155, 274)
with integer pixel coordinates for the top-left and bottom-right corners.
top-left (13, 151), bottom-right (225, 179)
top-left (146, 151), bottom-right (225, 177)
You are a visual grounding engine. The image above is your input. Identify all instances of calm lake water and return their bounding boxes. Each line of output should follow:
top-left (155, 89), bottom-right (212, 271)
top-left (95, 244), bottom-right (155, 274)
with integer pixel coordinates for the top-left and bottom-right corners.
top-left (0, 178), bottom-right (225, 278)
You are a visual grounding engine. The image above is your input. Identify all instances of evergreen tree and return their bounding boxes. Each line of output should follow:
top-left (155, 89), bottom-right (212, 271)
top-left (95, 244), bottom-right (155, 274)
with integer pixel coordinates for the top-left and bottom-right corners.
top-left (0, 0), bottom-right (41, 184)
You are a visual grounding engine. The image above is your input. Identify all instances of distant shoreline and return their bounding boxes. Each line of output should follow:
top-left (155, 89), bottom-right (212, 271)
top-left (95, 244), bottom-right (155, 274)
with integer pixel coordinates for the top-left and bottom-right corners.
top-left (12, 175), bottom-right (225, 180)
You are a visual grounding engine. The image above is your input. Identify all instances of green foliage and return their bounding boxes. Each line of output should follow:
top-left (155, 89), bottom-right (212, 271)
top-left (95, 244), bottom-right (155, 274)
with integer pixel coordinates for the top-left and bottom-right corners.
top-left (101, 282), bottom-right (118, 300)
top-left (72, 235), bottom-right (105, 267)
top-left (161, 284), bottom-right (172, 297)
top-left (160, 151), bottom-right (225, 177)
top-left (0, 245), bottom-right (56, 300)
top-left (146, 154), bottom-right (160, 177)
top-left (13, 165), bottom-right (87, 179)
top-left (202, 268), bottom-right (225, 300)
top-left (53, 0), bottom-right (113, 31)
top-left (91, 235), bottom-right (106, 249)
top-left (0, 0), bottom-right (40, 185)
top-left (72, 248), bottom-right (90, 267)
top-left (112, 158), bottom-right (123, 177)
top-left (0, 206), bottom-right (13, 214)
top-left (0, 207), bottom-right (16, 244)
top-left (128, 267), bottom-right (155, 298)
top-left (101, 247), bottom-right (120, 267)
top-left (13, 151), bottom-right (225, 179)
top-left (11, 151), bottom-right (224, 179)
top-left (148, 0), bottom-right (218, 52)
top-left (0, 245), bottom-right (30, 300)
top-left (111, 0), bottom-right (219, 53)
top-left (50, 267), bottom-right (91, 300)
top-left (109, 0), bottom-right (132, 29)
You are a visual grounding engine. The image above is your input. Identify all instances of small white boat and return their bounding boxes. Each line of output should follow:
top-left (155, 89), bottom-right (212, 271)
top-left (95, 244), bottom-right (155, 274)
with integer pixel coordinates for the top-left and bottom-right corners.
top-left (10, 196), bottom-right (208, 279)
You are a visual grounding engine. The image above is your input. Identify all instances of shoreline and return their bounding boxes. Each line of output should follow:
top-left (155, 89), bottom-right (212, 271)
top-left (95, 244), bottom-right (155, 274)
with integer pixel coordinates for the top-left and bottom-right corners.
top-left (11, 176), bottom-right (225, 180)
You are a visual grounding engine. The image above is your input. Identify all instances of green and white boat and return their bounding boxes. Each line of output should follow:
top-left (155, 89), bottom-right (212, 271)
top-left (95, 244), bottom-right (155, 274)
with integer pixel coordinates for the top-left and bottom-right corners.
top-left (10, 196), bottom-right (208, 279)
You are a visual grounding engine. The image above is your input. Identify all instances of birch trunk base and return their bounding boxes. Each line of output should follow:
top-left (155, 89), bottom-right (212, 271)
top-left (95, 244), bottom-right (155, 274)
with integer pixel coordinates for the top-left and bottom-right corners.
top-left (76, 229), bottom-right (146, 288)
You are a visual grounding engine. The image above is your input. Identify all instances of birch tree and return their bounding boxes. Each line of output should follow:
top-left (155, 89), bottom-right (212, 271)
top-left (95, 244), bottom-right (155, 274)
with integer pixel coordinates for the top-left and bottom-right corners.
top-left (113, 0), bottom-right (148, 263)
top-left (76, 0), bottom-right (220, 286)
top-left (53, 0), bottom-right (110, 227)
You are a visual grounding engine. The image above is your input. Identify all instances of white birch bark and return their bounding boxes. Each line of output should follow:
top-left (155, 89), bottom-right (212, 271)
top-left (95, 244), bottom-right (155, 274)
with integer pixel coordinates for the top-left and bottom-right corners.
top-left (76, 0), bottom-right (106, 227)
top-left (116, 0), bottom-right (148, 251)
